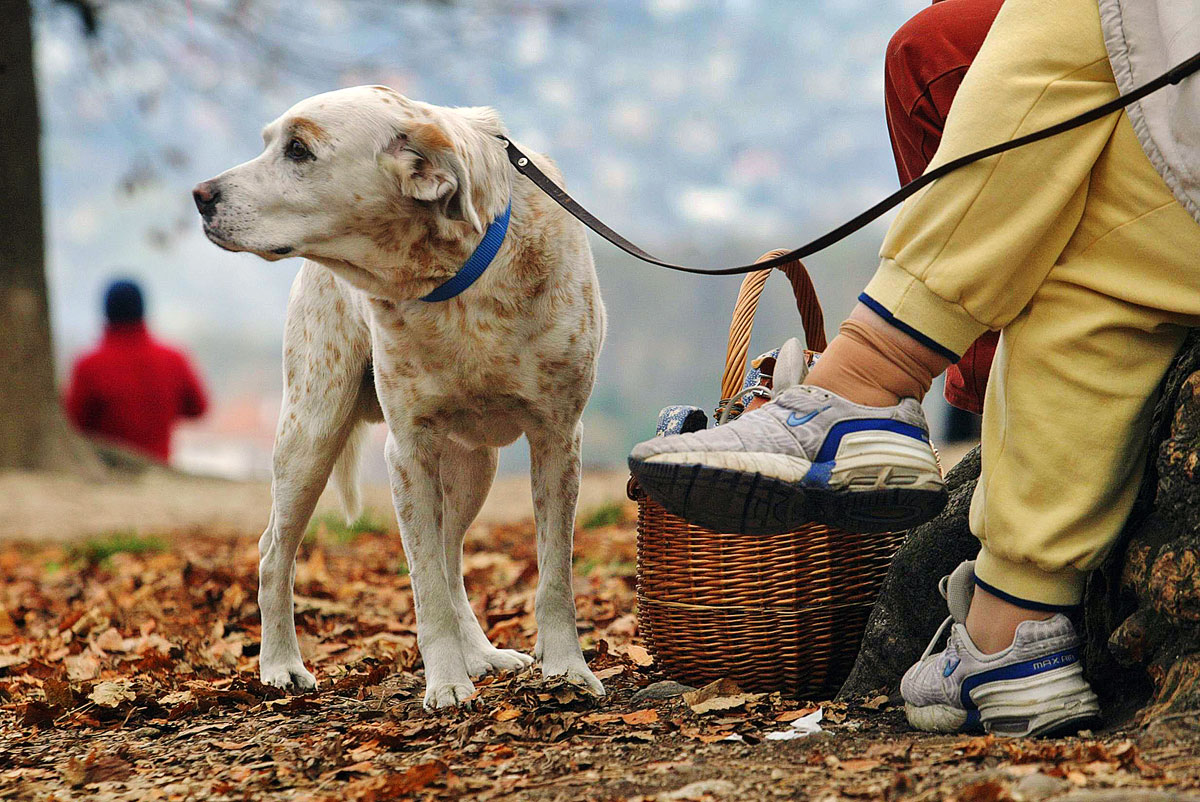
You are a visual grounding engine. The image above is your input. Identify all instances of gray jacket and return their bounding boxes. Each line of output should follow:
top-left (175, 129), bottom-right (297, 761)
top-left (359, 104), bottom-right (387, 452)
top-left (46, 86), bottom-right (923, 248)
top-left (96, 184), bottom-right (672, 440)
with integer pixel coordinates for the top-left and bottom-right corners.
top-left (1099, 0), bottom-right (1200, 223)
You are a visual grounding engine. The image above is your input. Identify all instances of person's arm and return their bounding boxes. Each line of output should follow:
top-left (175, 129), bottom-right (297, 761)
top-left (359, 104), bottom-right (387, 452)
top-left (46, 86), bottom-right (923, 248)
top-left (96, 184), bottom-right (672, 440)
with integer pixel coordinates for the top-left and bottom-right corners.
top-left (64, 360), bottom-right (102, 431)
top-left (176, 353), bottom-right (209, 419)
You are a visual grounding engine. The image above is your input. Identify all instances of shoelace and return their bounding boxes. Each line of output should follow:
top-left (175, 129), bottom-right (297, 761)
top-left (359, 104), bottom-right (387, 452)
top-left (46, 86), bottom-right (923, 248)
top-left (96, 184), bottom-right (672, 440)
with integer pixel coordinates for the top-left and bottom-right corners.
top-left (919, 574), bottom-right (955, 662)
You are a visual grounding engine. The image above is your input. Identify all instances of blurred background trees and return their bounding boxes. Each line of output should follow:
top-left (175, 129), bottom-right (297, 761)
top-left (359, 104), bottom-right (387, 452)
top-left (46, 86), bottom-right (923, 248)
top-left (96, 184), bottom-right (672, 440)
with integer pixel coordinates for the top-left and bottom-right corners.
top-left (6, 0), bottom-right (927, 478)
top-left (0, 0), bottom-right (101, 473)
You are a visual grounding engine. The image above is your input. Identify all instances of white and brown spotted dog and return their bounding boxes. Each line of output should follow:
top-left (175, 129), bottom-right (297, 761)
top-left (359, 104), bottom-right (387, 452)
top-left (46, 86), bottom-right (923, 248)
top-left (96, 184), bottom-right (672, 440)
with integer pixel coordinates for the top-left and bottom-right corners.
top-left (193, 86), bottom-right (606, 708)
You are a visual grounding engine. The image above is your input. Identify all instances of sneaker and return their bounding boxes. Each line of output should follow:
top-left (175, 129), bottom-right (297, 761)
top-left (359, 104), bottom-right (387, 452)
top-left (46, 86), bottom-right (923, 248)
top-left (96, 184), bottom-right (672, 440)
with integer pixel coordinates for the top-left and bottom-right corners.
top-left (627, 385), bottom-right (946, 535)
top-left (901, 561), bottom-right (1101, 737)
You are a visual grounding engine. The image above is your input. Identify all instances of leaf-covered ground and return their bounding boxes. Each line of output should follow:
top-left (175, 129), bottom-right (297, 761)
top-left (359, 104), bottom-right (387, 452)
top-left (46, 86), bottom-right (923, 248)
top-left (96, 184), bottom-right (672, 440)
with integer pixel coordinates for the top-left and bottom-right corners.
top-left (2, 512), bottom-right (1200, 801)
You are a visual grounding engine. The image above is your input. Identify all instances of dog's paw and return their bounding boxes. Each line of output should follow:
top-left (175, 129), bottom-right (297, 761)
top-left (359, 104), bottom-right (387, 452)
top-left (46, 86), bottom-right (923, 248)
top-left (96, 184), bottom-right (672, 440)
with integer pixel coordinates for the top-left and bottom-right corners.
top-left (462, 646), bottom-right (534, 679)
top-left (542, 659), bottom-right (606, 697)
top-left (423, 680), bottom-right (477, 710)
top-left (261, 661), bottom-right (317, 691)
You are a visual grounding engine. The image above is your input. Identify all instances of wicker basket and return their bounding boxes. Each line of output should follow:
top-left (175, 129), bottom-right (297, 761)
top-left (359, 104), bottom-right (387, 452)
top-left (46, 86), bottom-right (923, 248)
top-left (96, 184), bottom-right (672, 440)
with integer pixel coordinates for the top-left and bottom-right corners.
top-left (630, 251), bottom-right (908, 699)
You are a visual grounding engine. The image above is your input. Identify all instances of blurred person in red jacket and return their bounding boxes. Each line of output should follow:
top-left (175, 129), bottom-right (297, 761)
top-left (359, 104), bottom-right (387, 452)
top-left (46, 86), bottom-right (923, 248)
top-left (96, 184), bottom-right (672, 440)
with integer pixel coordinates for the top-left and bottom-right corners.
top-left (64, 280), bottom-right (209, 462)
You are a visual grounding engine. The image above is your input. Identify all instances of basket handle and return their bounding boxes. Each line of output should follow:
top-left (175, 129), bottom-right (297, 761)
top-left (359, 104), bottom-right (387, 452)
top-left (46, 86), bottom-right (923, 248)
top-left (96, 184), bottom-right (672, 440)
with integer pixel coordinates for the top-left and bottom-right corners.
top-left (719, 251), bottom-right (828, 403)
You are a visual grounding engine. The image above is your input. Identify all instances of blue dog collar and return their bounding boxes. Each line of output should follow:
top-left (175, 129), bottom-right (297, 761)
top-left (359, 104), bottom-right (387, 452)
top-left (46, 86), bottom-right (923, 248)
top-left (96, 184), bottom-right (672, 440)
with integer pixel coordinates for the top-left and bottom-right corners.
top-left (420, 199), bottom-right (512, 302)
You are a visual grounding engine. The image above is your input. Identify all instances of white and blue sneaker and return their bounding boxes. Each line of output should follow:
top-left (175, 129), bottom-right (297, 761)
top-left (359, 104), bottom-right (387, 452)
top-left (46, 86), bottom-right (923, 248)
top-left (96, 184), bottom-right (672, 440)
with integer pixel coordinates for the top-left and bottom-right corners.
top-left (902, 561), bottom-right (1101, 737)
top-left (628, 385), bottom-right (946, 535)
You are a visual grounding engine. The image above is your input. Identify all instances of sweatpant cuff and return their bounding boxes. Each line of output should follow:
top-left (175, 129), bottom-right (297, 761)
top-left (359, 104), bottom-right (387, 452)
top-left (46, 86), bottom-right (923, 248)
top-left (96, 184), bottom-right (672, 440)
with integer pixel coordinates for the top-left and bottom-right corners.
top-left (974, 547), bottom-right (1086, 610)
top-left (861, 258), bottom-right (990, 360)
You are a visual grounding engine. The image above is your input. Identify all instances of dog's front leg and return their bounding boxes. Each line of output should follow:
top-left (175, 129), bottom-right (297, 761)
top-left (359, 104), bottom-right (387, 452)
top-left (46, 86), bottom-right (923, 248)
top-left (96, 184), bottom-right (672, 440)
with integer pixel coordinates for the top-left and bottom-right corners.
top-left (440, 441), bottom-right (534, 678)
top-left (385, 431), bottom-right (475, 709)
top-left (259, 265), bottom-right (368, 691)
top-left (528, 422), bottom-right (604, 696)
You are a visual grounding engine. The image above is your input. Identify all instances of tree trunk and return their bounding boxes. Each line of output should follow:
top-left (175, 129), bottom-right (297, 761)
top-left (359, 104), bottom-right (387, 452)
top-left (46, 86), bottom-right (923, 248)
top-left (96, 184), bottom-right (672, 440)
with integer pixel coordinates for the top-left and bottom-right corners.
top-left (840, 331), bottom-right (1200, 724)
top-left (0, 0), bottom-right (102, 475)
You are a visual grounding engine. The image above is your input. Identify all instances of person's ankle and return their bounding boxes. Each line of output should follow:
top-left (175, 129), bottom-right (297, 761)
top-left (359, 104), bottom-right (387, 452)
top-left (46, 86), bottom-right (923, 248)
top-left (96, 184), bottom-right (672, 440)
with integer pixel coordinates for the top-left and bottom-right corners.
top-left (965, 586), bottom-right (1055, 655)
top-left (804, 372), bottom-right (902, 407)
top-left (799, 306), bottom-right (949, 408)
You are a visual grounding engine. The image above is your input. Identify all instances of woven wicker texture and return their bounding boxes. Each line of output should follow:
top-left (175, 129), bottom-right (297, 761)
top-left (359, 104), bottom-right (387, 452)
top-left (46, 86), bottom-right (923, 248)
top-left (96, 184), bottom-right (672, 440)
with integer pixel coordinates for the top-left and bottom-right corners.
top-left (719, 250), bottom-right (827, 406)
top-left (635, 252), bottom-right (899, 699)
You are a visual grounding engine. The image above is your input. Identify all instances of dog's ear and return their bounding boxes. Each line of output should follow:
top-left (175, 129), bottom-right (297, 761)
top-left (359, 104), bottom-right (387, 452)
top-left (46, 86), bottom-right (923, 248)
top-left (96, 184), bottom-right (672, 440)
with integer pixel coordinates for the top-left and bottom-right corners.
top-left (381, 122), bottom-right (484, 233)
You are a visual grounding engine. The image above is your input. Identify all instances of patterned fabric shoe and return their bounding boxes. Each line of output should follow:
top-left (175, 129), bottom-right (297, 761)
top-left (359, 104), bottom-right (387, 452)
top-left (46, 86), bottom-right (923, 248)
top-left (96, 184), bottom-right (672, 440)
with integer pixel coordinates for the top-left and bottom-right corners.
top-left (627, 385), bottom-right (946, 535)
top-left (902, 561), bottom-right (1101, 737)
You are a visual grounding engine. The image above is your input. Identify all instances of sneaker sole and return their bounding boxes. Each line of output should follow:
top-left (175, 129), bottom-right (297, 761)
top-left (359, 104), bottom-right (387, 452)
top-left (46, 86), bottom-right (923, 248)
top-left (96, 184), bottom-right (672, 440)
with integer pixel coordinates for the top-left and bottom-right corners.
top-left (906, 663), bottom-right (1103, 738)
top-left (975, 665), bottom-right (1102, 738)
top-left (629, 458), bottom-right (948, 535)
top-left (904, 703), bottom-right (979, 734)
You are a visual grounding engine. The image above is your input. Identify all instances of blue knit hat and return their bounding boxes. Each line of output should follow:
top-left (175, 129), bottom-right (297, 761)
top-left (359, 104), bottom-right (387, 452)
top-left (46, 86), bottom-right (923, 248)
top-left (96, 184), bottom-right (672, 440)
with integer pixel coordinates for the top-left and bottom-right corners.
top-left (104, 280), bottom-right (144, 325)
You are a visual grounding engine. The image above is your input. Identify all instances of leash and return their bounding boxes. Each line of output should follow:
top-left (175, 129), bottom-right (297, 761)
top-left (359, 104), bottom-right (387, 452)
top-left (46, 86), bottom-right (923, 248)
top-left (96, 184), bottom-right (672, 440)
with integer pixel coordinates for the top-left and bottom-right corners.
top-left (502, 50), bottom-right (1200, 277)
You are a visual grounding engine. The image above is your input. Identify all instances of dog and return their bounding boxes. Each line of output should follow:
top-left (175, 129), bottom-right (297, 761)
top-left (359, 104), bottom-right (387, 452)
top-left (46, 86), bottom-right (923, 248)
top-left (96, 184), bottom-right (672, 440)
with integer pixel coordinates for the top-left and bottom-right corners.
top-left (192, 86), bottom-right (606, 708)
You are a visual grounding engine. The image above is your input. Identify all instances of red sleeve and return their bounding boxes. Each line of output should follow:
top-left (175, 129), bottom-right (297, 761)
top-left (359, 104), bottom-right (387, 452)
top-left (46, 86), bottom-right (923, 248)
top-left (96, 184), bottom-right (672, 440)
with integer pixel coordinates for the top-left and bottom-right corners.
top-left (64, 359), bottom-right (102, 431)
top-left (175, 352), bottom-right (209, 419)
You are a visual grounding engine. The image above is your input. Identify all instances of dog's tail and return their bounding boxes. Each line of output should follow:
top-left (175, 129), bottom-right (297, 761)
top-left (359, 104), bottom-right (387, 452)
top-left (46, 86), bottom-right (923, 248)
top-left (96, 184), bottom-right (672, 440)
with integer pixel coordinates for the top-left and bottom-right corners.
top-left (333, 422), bottom-right (367, 524)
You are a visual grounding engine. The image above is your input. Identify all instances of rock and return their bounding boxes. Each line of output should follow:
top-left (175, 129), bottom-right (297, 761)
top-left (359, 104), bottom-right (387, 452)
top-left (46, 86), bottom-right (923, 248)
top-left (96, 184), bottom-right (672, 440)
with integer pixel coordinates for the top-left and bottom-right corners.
top-left (840, 330), bottom-right (1200, 722)
top-left (838, 447), bottom-right (982, 697)
top-left (1013, 772), bottom-right (1070, 801)
top-left (633, 680), bottom-right (696, 702)
top-left (663, 780), bottom-right (737, 800)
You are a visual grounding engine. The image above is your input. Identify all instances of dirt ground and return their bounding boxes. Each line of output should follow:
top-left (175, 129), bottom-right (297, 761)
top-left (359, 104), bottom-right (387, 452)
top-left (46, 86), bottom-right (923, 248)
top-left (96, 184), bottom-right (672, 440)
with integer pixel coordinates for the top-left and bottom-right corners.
top-left (3, 497), bottom-right (1200, 801)
top-left (0, 470), bottom-right (634, 542)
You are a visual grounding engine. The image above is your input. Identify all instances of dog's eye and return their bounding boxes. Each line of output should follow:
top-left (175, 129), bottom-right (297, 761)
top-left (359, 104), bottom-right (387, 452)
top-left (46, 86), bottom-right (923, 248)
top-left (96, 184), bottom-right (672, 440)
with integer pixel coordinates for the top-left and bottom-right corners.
top-left (284, 138), bottom-right (314, 162)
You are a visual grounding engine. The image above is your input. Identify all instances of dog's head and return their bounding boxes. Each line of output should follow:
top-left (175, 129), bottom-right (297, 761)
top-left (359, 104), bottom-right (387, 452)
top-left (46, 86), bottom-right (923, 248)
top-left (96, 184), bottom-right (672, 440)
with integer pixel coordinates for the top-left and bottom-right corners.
top-left (193, 86), bottom-right (511, 289)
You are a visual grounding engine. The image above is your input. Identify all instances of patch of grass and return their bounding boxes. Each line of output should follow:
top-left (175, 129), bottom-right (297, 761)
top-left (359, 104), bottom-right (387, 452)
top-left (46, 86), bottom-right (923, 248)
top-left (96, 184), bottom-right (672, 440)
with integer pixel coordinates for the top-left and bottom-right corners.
top-left (579, 501), bottom-right (626, 530)
top-left (70, 532), bottom-right (166, 565)
top-left (306, 510), bottom-right (389, 545)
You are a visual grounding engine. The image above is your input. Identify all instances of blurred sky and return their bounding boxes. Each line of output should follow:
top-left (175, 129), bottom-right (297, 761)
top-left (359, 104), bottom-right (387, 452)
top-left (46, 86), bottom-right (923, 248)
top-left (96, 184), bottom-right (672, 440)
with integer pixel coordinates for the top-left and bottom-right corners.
top-left (33, 0), bottom-right (945, 477)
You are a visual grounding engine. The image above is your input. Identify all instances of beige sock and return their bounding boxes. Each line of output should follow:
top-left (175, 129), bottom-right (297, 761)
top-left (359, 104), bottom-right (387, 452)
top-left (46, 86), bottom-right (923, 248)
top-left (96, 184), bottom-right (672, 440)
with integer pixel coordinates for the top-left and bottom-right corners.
top-left (805, 318), bottom-right (936, 406)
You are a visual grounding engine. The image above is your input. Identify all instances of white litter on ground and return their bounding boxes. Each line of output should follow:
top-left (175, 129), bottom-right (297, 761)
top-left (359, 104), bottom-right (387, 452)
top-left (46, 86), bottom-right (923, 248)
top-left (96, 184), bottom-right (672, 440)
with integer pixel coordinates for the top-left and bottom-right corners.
top-left (764, 708), bottom-right (824, 741)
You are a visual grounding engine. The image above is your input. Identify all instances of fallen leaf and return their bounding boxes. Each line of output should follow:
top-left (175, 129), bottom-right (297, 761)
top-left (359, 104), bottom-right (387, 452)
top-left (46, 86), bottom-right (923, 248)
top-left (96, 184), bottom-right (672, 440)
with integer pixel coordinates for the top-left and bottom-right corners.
top-left (341, 760), bottom-right (447, 800)
top-left (0, 653), bottom-right (26, 670)
top-left (43, 678), bottom-right (74, 709)
top-left (859, 694), bottom-right (890, 711)
top-left (213, 740), bottom-right (252, 750)
top-left (593, 666), bottom-right (626, 680)
top-left (159, 690), bottom-right (193, 706)
top-left (492, 705), bottom-right (522, 722)
top-left (956, 779), bottom-right (1013, 802)
top-left (681, 678), bottom-right (742, 708)
top-left (615, 730), bottom-right (655, 743)
top-left (20, 700), bottom-right (60, 727)
top-left (775, 706), bottom-right (820, 722)
top-left (622, 644), bottom-right (653, 667)
top-left (93, 627), bottom-right (126, 652)
top-left (60, 751), bottom-right (134, 788)
top-left (622, 708), bottom-right (659, 725)
top-left (689, 693), bottom-right (763, 715)
top-left (65, 653), bottom-right (101, 682)
top-left (89, 680), bottom-right (135, 708)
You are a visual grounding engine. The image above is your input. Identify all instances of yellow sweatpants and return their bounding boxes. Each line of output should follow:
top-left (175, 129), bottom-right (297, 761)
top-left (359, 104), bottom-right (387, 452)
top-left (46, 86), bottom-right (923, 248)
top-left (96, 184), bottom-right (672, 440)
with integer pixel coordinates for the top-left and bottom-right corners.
top-left (862, 0), bottom-right (1200, 607)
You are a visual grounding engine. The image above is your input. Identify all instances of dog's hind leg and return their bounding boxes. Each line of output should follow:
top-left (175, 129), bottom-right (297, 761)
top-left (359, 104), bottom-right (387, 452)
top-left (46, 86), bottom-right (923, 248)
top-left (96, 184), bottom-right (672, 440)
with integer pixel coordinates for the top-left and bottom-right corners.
top-left (258, 264), bottom-right (372, 691)
top-left (528, 421), bottom-right (604, 696)
top-left (439, 441), bottom-right (534, 679)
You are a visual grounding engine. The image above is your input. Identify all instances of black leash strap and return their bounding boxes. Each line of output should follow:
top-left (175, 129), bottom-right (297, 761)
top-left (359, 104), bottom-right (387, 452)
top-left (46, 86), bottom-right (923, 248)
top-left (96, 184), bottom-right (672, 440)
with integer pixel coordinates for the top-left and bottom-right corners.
top-left (504, 49), bottom-right (1200, 276)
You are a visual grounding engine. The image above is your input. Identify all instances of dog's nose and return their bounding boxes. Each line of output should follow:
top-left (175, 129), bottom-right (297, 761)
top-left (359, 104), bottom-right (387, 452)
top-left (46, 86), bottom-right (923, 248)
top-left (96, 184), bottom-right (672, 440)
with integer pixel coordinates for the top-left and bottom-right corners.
top-left (192, 181), bottom-right (221, 219)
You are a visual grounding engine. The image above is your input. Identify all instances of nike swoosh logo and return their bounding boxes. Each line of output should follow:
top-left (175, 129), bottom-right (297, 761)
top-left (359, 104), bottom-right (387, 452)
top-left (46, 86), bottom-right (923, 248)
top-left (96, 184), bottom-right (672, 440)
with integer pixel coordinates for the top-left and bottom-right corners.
top-left (787, 406), bottom-right (830, 427)
top-left (943, 658), bottom-right (961, 677)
